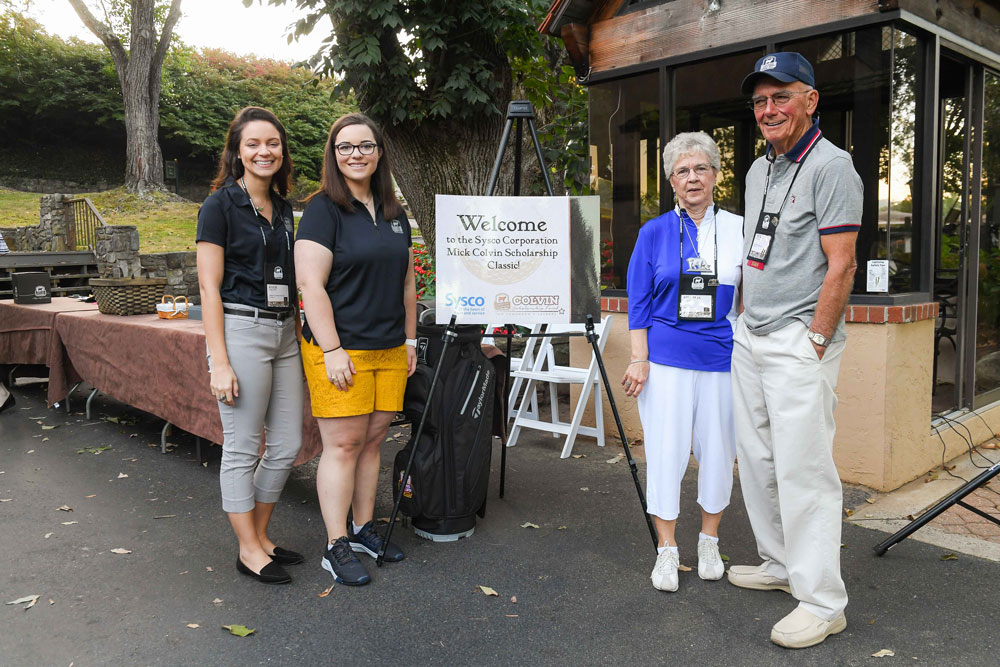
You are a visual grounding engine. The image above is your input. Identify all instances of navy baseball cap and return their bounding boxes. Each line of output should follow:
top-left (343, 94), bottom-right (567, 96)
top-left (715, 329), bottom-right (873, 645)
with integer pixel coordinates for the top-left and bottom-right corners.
top-left (740, 52), bottom-right (815, 94)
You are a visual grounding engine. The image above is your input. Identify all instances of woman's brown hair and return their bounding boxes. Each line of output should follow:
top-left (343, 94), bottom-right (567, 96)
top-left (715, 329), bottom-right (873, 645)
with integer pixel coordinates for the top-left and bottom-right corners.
top-left (211, 106), bottom-right (293, 197)
top-left (314, 113), bottom-right (404, 220)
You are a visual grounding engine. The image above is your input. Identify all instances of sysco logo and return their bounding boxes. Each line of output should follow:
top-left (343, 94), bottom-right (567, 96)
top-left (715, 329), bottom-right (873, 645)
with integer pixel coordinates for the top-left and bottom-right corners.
top-left (444, 293), bottom-right (486, 308)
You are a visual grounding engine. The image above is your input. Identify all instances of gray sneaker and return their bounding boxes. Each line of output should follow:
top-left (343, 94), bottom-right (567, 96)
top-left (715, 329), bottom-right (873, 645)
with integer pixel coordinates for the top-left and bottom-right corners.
top-left (322, 536), bottom-right (371, 586)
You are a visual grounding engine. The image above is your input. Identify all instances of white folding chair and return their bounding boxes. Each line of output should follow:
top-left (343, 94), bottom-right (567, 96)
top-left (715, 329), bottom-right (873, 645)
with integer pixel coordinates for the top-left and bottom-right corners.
top-left (484, 322), bottom-right (543, 420)
top-left (506, 315), bottom-right (613, 458)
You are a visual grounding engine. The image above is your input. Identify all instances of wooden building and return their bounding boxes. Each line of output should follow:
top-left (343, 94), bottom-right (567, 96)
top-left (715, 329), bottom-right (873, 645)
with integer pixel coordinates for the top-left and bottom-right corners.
top-left (542, 0), bottom-right (1000, 489)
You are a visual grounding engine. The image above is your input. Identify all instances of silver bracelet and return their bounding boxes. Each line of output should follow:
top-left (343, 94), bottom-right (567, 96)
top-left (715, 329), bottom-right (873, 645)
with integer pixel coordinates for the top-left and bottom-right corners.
top-left (628, 360), bottom-right (649, 365)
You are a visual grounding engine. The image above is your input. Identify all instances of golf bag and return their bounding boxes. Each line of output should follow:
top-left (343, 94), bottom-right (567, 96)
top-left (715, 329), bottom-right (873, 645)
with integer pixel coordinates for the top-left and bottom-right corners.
top-left (393, 324), bottom-right (496, 540)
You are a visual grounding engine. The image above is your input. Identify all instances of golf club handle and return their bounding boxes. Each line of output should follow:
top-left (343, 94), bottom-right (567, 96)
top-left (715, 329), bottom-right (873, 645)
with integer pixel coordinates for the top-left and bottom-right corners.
top-left (586, 315), bottom-right (659, 552)
top-left (378, 315), bottom-right (459, 566)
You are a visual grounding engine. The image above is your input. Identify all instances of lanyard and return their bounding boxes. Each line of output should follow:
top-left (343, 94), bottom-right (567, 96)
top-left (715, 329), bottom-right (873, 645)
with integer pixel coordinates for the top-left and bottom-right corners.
top-left (679, 206), bottom-right (718, 275)
top-left (241, 177), bottom-right (290, 254)
top-left (758, 134), bottom-right (820, 219)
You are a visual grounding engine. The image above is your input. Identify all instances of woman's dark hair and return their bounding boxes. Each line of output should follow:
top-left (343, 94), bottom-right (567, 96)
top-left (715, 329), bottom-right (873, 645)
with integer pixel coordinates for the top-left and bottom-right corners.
top-left (211, 106), bottom-right (293, 197)
top-left (314, 113), bottom-right (404, 220)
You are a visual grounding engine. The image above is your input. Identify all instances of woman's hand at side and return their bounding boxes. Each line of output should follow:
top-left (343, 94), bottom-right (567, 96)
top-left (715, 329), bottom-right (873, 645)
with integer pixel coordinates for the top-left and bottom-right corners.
top-left (621, 360), bottom-right (649, 398)
top-left (324, 348), bottom-right (356, 391)
top-left (210, 364), bottom-right (239, 406)
top-left (406, 344), bottom-right (417, 377)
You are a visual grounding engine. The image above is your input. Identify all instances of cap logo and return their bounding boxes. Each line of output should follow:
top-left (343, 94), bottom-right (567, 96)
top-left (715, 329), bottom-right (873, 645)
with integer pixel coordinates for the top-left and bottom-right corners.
top-left (761, 56), bottom-right (777, 72)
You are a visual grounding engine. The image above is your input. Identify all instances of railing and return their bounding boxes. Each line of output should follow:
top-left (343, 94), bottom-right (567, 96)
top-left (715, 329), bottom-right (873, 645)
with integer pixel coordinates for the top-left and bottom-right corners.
top-left (66, 198), bottom-right (108, 251)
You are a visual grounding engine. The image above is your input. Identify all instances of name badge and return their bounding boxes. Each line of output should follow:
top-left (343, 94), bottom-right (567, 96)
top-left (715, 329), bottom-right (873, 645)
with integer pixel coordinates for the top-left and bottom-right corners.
top-left (267, 284), bottom-right (289, 309)
top-left (746, 210), bottom-right (779, 271)
top-left (265, 261), bottom-right (290, 309)
top-left (687, 257), bottom-right (713, 273)
top-left (679, 294), bottom-right (714, 320)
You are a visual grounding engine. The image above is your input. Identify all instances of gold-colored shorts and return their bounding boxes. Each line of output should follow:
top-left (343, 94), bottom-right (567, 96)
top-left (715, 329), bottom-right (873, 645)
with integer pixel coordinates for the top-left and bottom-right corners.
top-left (301, 341), bottom-right (408, 418)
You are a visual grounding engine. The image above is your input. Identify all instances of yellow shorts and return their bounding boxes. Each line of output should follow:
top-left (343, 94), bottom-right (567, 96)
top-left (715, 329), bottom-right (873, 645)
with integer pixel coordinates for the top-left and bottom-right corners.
top-left (302, 340), bottom-right (408, 418)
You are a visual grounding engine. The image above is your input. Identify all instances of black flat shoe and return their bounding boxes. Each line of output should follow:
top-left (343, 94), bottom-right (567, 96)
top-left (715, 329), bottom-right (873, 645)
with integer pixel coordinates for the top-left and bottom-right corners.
top-left (0, 392), bottom-right (15, 415)
top-left (236, 557), bottom-right (291, 584)
top-left (270, 546), bottom-right (304, 565)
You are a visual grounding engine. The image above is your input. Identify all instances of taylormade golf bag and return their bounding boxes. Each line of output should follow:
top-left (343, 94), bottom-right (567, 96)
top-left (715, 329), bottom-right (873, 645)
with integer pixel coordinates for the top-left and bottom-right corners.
top-left (393, 324), bottom-right (495, 540)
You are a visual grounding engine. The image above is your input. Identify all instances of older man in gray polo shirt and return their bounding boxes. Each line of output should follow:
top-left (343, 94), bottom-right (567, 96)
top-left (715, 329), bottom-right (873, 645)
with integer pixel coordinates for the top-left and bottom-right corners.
top-left (728, 52), bottom-right (861, 649)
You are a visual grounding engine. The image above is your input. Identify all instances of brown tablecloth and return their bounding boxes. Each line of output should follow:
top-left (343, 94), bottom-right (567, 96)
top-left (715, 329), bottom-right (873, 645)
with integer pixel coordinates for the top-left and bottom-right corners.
top-left (48, 311), bottom-right (322, 465)
top-left (0, 298), bottom-right (99, 367)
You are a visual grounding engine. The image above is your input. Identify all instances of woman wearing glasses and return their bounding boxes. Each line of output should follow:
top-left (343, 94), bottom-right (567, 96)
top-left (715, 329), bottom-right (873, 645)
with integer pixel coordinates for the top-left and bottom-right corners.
top-left (622, 131), bottom-right (743, 593)
top-left (296, 113), bottom-right (417, 586)
top-left (197, 106), bottom-right (304, 585)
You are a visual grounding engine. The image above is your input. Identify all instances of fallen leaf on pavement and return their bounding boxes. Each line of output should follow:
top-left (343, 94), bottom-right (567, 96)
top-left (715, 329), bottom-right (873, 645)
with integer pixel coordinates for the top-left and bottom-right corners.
top-left (844, 508), bottom-right (853, 517)
top-left (721, 554), bottom-right (730, 562)
top-left (477, 586), bottom-right (499, 596)
top-left (44, 533), bottom-right (53, 539)
top-left (110, 548), bottom-right (132, 554)
top-left (105, 416), bottom-right (120, 424)
top-left (6, 595), bottom-right (40, 609)
top-left (520, 522), bottom-right (539, 529)
top-left (42, 437), bottom-right (49, 442)
top-left (77, 446), bottom-right (111, 455)
top-left (940, 553), bottom-right (958, 561)
top-left (677, 564), bottom-right (692, 572)
top-left (606, 453), bottom-right (625, 464)
top-left (0, 499), bottom-right (11, 502)
top-left (48, 599), bottom-right (54, 605)
top-left (117, 473), bottom-right (128, 479)
top-left (924, 473), bottom-right (938, 483)
top-left (580, 487), bottom-right (589, 492)
top-left (206, 567), bottom-right (213, 572)
top-left (510, 596), bottom-right (517, 603)
top-left (85, 495), bottom-right (96, 498)
top-left (153, 515), bottom-right (176, 519)
top-left (186, 623), bottom-right (200, 629)
top-left (557, 526), bottom-right (567, 530)
top-left (506, 614), bottom-right (519, 618)
top-left (318, 585), bottom-right (334, 598)
top-left (871, 649), bottom-right (895, 657)
top-left (26, 450), bottom-right (34, 454)
top-left (222, 624), bottom-right (255, 637)
top-left (213, 598), bottom-right (223, 605)
top-left (57, 505), bottom-right (73, 512)
top-left (571, 454), bottom-right (586, 459)
top-left (376, 517), bottom-right (391, 524)
top-left (865, 498), bottom-right (876, 504)
top-left (61, 521), bottom-right (78, 526)
top-left (41, 425), bottom-right (57, 430)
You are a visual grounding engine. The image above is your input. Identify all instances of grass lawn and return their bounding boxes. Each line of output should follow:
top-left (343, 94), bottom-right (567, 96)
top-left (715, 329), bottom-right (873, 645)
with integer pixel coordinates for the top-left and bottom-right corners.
top-left (1, 187), bottom-right (200, 253)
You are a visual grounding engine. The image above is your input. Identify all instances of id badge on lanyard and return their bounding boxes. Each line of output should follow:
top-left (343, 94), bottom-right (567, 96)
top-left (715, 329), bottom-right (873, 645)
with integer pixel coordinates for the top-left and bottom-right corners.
top-left (261, 224), bottom-right (292, 310)
top-left (677, 210), bottom-right (718, 321)
top-left (746, 137), bottom-right (818, 271)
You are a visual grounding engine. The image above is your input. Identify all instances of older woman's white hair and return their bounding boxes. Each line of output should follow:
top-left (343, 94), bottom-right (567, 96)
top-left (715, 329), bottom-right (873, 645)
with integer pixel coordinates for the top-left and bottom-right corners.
top-left (662, 131), bottom-right (721, 175)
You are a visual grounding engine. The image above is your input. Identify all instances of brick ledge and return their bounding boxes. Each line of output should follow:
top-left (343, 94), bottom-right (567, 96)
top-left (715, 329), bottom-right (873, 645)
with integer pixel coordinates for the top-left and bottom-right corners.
top-left (600, 297), bottom-right (939, 324)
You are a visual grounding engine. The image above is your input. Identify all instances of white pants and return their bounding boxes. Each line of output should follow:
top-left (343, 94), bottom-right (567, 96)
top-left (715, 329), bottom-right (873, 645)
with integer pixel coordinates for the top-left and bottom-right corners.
top-left (638, 363), bottom-right (736, 522)
top-left (731, 315), bottom-right (847, 621)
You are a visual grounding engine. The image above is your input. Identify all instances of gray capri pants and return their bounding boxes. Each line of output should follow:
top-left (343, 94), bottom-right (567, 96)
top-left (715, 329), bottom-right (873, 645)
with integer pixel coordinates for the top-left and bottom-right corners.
top-left (209, 306), bottom-right (303, 513)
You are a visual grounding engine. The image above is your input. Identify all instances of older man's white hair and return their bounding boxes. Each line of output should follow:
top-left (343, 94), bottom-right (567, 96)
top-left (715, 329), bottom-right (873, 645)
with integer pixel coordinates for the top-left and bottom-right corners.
top-left (662, 131), bottom-right (721, 175)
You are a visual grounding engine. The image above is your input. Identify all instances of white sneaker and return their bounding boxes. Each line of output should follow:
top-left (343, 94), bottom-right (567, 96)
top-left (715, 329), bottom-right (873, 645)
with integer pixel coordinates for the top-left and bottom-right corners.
top-left (697, 538), bottom-right (724, 581)
top-left (770, 606), bottom-right (847, 649)
top-left (650, 549), bottom-right (679, 592)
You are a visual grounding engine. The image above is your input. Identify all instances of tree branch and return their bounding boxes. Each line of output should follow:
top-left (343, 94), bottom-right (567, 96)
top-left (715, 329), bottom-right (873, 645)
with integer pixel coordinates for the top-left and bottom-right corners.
top-left (66, 0), bottom-right (127, 75)
top-left (151, 0), bottom-right (183, 78)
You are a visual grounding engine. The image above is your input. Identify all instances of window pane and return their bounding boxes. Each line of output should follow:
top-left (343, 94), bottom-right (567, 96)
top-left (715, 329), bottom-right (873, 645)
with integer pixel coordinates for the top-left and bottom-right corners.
top-left (674, 50), bottom-right (765, 215)
top-left (589, 71), bottom-right (660, 290)
top-left (976, 71), bottom-right (1000, 398)
top-left (782, 26), bottom-right (923, 294)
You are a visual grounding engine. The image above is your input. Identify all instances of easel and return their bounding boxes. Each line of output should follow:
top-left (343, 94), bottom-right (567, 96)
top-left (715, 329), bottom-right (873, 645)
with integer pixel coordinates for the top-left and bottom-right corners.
top-left (873, 462), bottom-right (1000, 556)
top-left (483, 101), bottom-right (658, 551)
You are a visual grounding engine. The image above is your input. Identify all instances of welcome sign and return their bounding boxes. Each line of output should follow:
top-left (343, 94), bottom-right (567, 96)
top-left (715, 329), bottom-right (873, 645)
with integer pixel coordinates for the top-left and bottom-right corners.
top-left (435, 195), bottom-right (600, 325)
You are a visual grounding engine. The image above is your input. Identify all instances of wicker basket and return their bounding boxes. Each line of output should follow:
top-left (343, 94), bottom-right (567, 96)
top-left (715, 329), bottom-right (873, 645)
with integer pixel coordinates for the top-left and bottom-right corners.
top-left (90, 278), bottom-right (168, 316)
top-left (156, 295), bottom-right (189, 319)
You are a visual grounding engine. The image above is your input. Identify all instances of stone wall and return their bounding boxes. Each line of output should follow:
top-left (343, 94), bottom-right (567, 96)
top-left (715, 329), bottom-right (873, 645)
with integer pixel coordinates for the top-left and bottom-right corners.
top-left (94, 225), bottom-right (141, 278)
top-left (140, 251), bottom-right (199, 303)
top-left (0, 227), bottom-right (18, 251)
top-left (9, 194), bottom-right (72, 252)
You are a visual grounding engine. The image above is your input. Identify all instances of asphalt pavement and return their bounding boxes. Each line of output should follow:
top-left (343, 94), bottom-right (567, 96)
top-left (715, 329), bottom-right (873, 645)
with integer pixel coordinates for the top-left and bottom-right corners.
top-left (2, 381), bottom-right (999, 666)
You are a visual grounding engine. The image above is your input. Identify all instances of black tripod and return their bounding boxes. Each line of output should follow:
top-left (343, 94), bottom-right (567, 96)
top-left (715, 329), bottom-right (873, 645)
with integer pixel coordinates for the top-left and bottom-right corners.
top-left (873, 461), bottom-right (1000, 556)
top-left (484, 101), bottom-right (658, 551)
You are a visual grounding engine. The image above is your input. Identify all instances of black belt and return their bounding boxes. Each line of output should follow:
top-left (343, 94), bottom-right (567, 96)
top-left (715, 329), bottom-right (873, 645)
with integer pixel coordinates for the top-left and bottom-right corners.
top-left (223, 306), bottom-right (293, 321)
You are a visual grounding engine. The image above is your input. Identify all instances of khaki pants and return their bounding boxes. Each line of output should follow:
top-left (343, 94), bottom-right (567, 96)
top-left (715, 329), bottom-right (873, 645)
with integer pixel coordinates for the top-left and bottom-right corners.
top-left (731, 315), bottom-right (847, 621)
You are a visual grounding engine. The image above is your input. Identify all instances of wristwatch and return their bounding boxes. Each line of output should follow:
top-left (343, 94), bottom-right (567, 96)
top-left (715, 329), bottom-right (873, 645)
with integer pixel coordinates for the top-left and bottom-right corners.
top-left (405, 338), bottom-right (417, 348)
top-left (806, 329), bottom-right (829, 347)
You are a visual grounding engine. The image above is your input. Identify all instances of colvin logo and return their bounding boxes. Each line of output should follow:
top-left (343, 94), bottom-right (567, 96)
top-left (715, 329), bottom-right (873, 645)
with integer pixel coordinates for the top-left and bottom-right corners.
top-left (512, 295), bottom-right (559, 306)
top-left (494, 293), bottom-right (511, 310)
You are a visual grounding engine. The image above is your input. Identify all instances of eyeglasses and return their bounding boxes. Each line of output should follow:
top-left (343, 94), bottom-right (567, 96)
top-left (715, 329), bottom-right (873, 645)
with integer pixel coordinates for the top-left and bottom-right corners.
top-left (335, 141), bottom-right (379, 156)
top-left (748, 90), bottom-right (813, 111)
top-left (671, 164), bottom-right (714, 179)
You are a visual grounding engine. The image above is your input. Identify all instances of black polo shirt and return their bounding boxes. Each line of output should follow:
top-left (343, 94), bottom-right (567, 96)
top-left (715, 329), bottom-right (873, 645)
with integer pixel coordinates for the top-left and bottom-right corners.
top-left (196, 179), bottom-right (295, 312)
top-left (295, 192), bottom-right (412, 350)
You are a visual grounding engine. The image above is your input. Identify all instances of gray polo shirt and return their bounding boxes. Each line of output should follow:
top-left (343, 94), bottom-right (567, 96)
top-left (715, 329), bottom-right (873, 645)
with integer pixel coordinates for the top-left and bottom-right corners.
top-left (742, 127), bottom-right (862, 342)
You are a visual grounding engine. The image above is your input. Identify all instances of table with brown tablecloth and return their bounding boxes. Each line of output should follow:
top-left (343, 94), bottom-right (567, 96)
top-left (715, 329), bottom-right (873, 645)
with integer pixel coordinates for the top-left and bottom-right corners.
top-left (0, 298), bottom-right (99, 369)
top-left (47, 310), bottom-right (322, 465)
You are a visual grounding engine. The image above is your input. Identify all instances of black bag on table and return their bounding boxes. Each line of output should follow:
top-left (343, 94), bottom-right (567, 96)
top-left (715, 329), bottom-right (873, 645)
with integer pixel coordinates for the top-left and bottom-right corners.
top-left (394, 324), bottom-right (495, 540)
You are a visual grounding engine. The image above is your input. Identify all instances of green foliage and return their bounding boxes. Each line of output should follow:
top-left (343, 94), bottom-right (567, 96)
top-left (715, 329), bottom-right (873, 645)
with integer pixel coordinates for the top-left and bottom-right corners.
top-left (0, 11), bottom-right (354, 184)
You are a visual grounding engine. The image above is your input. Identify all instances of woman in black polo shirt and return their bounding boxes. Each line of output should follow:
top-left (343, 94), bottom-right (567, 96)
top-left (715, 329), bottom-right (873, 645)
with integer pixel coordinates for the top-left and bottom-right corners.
top-left (196, 107), bottom-right (304, 585)
top-left (296, 113), bottom-right (417, 586)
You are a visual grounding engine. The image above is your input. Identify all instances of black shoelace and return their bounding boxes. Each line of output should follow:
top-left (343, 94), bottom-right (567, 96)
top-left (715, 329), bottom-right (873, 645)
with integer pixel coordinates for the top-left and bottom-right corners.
top-left (329, 538), bottom-right (355, 565)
